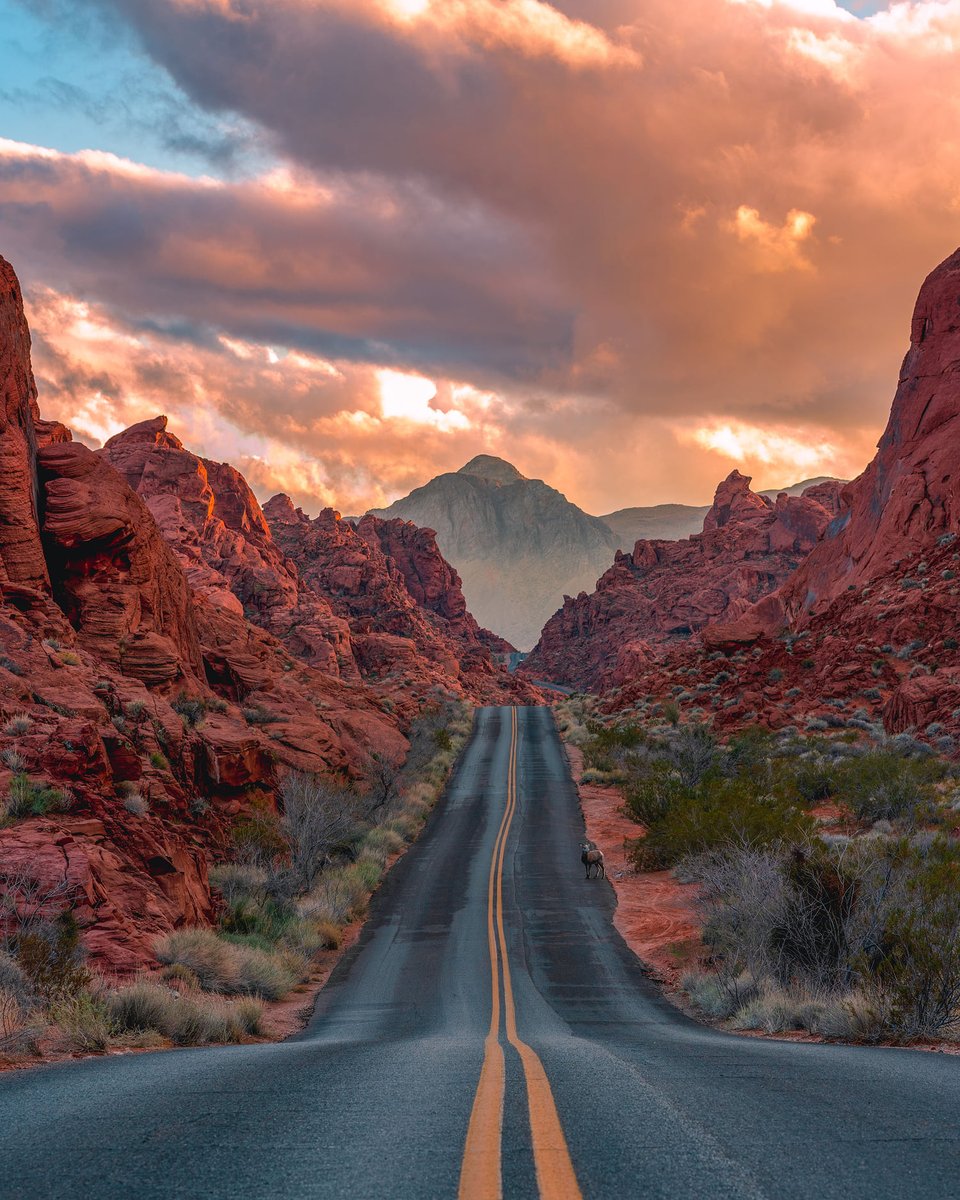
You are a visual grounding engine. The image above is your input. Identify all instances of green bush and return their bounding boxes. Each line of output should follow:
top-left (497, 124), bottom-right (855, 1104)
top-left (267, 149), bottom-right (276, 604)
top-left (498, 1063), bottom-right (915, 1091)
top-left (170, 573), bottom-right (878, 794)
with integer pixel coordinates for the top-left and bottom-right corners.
top-left (832, 751), bottom-right (946, 822)
top-left (871, 838), bottom-right (960, 1039)
top-left (622, 762), bottom-right (686, 827)
top-left (790, 757), bottom-right (838, 805)
top-left (630, 775), bottom-right (812, 870)
top-left (5, 773), bottom-right (71, 819)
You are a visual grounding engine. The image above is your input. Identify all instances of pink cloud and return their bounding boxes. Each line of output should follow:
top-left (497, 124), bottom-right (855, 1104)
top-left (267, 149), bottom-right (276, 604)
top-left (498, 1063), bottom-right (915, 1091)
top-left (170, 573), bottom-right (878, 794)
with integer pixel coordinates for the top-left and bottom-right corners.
top-left (6, 1), bottom-right (960, 510)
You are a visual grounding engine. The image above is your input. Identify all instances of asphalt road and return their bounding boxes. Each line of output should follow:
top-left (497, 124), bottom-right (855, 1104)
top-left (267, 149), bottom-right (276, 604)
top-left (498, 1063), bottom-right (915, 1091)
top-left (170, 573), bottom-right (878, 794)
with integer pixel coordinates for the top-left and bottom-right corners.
top-left (2, 705), bottom-right (960, 1199)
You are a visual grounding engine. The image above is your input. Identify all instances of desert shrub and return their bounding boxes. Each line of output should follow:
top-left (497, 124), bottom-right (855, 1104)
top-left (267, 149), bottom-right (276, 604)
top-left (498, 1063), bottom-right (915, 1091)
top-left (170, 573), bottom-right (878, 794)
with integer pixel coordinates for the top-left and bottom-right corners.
top-left (622, 761), bottom-right (686, 827)
top-left (149, 752), bottom-right (169, 771)
top-left (363, 826), bottom-right (405, 860)
top-left (107, 980), bottom-right (260, 1045)
top-left (683, 970), bottom-right (759, 1021)
top-left (172, 693), bottom-right (209, 727)
top-left (280, 773), bottom-right (366, 893)
top-left (122, 791), bottom-right (149, 816)
top-left (314, 920), bottom-right (342, 950)
top-left (582, 720), bottom-right (644, 772)
top-left (155, 928), bottom-right (238, 992)
top-left (669, 721), bottom-right (718, 788)
top-left (155, 927), bottom-right (298, 999)
top-left (832, 751), bottom-right (946, 822)
top-left (790, 757), bottom-right (838, 805)
top-left (231, 808), bottom-right (287, 869)
top-left (50, 992), bottom-right (113, 1052)
top-left (233, 998), bottom-right (265, 1036)
top-left (631, 777), bottom-right (812, 870)
top-left (301, 868), bottom-right (368, 925)
top-left (0, 986), bottom-right (38, 1054)
top-left (107, 979), bottom-right (177, 1033)
top-left (869, 837), bottom-right (960, 1039)
top-left (686, 833), bottom-right (960, 1041)
top-left (158, 962), bottom-right (201, 990)
top-left (4, 712), bottom-right (33, 737)
top-left (5, 773), bottom-right (71, 819)
top-left (352, 855), bottom-right (383, 893)
top-left (0, 951), bottom-right (32, 1007)
top-left (0, 748), bottom-right (24, 772)
top-left (242, 704), bottom-right (281, 726)
top-left (14, 914), bottom-right (90, 1000)
top-left (229, 944), bottom-right (300, 999)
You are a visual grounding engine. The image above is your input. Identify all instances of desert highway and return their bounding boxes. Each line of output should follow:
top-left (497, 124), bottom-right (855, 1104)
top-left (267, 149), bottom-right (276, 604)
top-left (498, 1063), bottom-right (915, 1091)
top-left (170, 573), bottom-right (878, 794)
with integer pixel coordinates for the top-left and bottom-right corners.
top-left (2, 706), bottom-right (960, 1198)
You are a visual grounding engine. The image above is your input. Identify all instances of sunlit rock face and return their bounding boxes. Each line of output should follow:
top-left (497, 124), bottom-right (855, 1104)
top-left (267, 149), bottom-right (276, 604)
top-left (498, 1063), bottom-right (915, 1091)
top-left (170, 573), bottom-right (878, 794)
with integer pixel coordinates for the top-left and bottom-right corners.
top-left (523, 471), bottom-right (840, 692)
top-left (595, 248), bottom-right (960, 749)
top-left (0, 254), bottom-right (533, 974)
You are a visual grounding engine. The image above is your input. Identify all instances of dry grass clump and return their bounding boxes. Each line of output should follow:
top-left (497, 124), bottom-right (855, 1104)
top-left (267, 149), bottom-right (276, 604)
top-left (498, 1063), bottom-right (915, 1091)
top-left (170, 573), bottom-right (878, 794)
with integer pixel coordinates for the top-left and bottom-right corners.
top-left (106, 978), bottom-right (264, 1045)
top-left (155, 928), bottom-right (299, 1001)
top-left (4, 712), bottom-right (33, 737)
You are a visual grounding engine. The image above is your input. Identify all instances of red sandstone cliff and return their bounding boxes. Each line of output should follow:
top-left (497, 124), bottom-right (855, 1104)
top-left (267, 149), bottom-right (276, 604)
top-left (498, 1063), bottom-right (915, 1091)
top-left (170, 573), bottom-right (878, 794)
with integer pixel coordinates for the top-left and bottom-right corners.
top-left (523, 471), bottom-right (841, 692)
top-left (607, 248), bottom-right (960, 743)
top-left (0, 254), bottom-right (526, 972)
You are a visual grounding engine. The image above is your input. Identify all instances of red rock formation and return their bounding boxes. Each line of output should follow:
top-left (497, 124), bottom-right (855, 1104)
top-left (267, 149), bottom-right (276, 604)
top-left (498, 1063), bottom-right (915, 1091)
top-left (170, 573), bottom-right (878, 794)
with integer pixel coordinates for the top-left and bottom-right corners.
top-left (605, 249), bottom-right (960, 745)
top-left (263, 496), bottom-right (533, 703)
top-left (523, 472), bottom-right (837, 692)
top-left (103, 421), bottom-right (528, 704)
top-left (0, 257), bottom-right (50, 593)
top-left (0, 256), bottom-right (496, 973)
top-left (39, 439), bottom-right (205, 685)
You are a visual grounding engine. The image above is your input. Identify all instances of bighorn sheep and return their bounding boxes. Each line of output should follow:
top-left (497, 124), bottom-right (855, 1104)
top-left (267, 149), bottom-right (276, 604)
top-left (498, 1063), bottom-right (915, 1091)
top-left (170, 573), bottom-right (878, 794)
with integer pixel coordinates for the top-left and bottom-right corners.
top-left (580, 841), bottom-right (605, 879)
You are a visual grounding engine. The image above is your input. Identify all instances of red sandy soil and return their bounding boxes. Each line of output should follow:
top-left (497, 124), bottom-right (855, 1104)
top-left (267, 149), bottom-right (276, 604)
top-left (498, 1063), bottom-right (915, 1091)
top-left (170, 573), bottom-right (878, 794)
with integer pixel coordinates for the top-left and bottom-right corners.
top-left (564, 742), bottom-right (703, 992)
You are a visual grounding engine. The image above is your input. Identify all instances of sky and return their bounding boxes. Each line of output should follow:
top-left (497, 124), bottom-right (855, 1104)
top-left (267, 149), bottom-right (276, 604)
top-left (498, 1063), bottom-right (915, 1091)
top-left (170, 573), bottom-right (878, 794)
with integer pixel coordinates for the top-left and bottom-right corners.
top-left (0, 0), bottom-right (958, 516)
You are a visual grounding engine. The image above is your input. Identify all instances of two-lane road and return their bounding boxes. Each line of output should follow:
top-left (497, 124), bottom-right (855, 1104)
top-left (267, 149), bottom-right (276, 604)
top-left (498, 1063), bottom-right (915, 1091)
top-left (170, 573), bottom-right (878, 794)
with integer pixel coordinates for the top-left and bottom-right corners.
top-left (2, 706), bottom-right (960, 1198)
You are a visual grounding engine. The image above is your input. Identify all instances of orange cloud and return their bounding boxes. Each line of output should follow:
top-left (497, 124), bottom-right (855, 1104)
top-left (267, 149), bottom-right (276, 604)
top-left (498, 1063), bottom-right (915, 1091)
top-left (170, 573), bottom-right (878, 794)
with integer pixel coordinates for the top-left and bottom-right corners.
top-left (7, 0), bottom-right (960, 514)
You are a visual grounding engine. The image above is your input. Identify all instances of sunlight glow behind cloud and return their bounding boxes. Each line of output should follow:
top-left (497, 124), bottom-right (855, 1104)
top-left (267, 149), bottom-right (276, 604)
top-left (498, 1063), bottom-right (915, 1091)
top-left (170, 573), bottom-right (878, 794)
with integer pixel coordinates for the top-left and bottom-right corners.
top-left (6, 0), bottom-right (960, 514)
top-left (378, 369), bottom-right (470, 431)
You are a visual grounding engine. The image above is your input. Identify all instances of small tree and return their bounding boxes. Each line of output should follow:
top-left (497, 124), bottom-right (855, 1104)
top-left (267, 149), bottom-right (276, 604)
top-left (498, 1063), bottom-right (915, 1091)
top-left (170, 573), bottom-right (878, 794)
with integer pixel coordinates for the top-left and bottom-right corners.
top-left (670, 721), bottom-right (718, 788)
top-left (361, 753), bottom-right (401, 820)
top-left (279, 772), bottom-right (365, 894)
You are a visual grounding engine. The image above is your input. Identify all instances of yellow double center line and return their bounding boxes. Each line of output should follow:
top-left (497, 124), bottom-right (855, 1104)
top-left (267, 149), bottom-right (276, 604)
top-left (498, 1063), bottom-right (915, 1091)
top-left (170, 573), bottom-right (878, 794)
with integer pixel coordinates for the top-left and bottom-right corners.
top-left (458, 707), bottom-right (582, 1200)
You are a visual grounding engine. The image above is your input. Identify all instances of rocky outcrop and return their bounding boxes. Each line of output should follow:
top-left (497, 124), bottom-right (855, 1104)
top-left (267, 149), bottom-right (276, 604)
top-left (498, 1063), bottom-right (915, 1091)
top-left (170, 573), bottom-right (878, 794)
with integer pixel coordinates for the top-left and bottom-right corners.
top-left (102, 420), bottom-right (527, 705)
top-left (263, 498), bottom-right (532, 703)
top-left (0, 254), bottom-right (523, 973)
top-left (40, 439), bottom-right (204, 685)
top-left (777, 249), bottom-right (960, 624)
top-left (0, 258), bottom-right (51, 593)
top-left (523, 472), bottom-right (839, 692)
top-left (604, 249), bottom-right (960, 745)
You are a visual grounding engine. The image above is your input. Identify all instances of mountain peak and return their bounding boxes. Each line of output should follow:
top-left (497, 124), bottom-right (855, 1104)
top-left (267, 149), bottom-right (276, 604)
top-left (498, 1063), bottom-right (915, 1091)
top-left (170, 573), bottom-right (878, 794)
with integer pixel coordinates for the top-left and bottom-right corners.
top-left (457, 455), bottom-right (526, 484)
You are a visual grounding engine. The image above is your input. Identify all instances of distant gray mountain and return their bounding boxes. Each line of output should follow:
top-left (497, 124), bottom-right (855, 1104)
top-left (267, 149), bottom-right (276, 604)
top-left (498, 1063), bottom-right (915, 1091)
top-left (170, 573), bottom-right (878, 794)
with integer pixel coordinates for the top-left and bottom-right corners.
top-left (370, 456), bottom-right (618, 650)
top-left (601, 503), bottom-right (710, 547)
top-left (372, 459), bottom-right (845, 648)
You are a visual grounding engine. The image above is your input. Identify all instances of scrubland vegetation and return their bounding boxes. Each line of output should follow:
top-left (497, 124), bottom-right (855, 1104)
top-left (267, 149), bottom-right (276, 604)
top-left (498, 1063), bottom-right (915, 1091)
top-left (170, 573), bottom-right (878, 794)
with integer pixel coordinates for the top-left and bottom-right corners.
top-left (0, 701), bottom-right (471, 1062)
top-left (560, 695), bottom-right (960, 1043)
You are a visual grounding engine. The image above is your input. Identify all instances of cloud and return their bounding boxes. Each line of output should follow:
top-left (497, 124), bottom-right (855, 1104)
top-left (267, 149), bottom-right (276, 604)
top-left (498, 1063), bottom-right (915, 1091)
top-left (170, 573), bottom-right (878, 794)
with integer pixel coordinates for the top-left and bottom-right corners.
top-left (7, 0), bottom-right (960, 511)
top-left (0, 136), bottom-right (571, 382)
